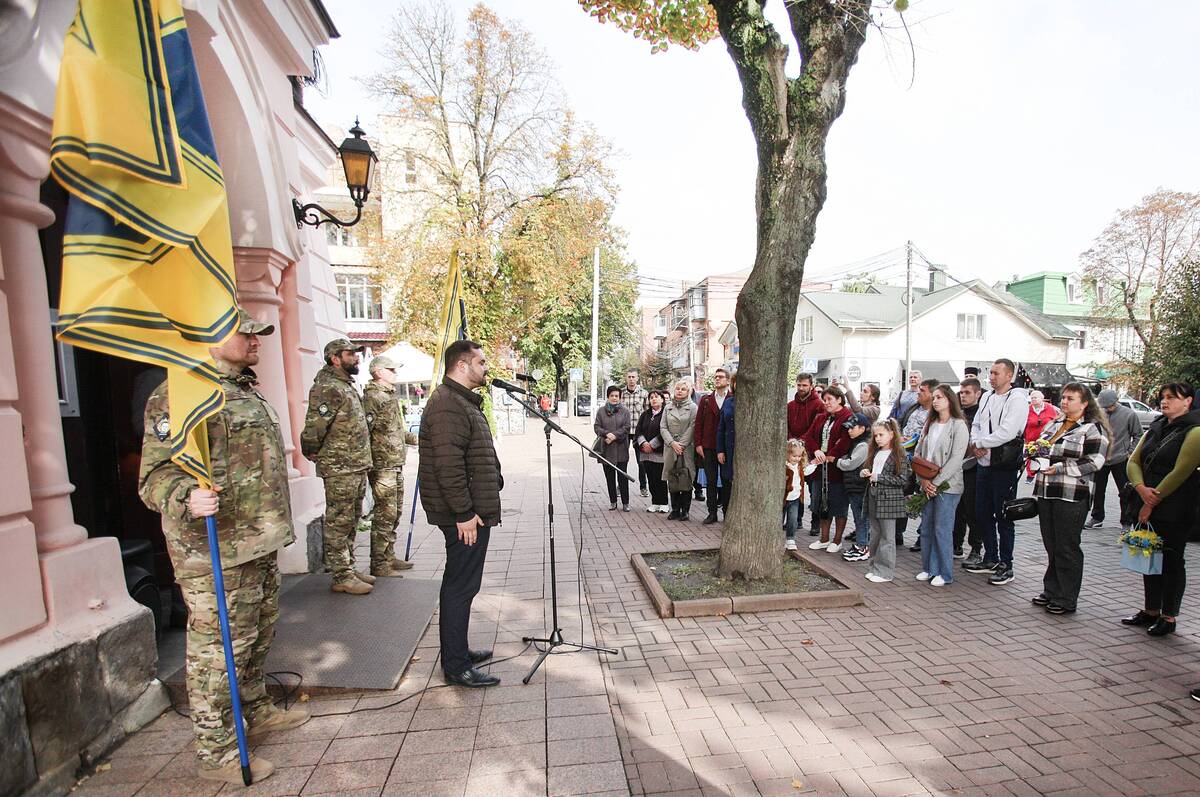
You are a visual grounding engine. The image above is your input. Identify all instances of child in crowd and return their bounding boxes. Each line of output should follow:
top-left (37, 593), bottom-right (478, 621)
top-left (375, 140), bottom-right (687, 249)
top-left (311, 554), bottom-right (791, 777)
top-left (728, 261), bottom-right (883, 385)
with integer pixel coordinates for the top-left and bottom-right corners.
top-left (838, 413), bottom-right (872, 562)
top-left (861, 418), bottom-right (911, 583)
top-left (783, 439), bottom-right (808, 550)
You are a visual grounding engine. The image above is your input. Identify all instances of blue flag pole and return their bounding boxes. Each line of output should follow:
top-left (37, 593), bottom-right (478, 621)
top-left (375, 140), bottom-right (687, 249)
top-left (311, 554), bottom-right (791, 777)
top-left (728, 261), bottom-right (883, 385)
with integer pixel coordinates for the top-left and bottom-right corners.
top-left (205, 515), bottom-right (252, 785)
top-left (403, 479), bottom-right (420, 561)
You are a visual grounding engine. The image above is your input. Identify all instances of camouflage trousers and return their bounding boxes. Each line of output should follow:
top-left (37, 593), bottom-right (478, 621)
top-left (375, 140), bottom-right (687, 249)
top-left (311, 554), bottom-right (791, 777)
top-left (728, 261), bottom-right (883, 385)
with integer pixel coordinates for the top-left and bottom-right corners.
top-left (323, 471), bottom-right (367, 583)
top-left (179, 553), bottom-right (279, 766)
top-left (368, 468), bottom-right (404, 571)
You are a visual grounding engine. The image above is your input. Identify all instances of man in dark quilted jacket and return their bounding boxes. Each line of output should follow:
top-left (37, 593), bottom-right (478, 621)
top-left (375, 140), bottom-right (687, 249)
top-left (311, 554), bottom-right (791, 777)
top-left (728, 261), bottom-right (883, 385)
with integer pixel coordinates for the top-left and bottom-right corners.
top-left (418, 339), bottom-right (504, 687)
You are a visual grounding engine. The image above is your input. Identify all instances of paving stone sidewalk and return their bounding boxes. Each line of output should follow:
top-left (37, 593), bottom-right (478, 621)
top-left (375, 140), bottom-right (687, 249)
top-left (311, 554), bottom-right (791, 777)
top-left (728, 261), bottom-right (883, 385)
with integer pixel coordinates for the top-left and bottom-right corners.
top-left (72, 420), bottom-right (1200, 797)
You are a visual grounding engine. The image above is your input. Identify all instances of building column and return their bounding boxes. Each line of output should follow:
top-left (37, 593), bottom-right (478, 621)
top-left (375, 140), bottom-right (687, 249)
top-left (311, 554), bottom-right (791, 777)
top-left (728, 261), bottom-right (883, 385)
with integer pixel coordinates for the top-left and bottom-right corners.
top-left (0, 94), bottom-right (133, 632)
top-left (234, 246), bottom-right (300, 479)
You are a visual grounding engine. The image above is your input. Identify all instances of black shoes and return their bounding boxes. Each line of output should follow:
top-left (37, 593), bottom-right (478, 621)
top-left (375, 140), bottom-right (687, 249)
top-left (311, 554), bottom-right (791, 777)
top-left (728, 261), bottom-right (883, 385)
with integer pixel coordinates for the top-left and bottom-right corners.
top-left (467, 649), bottom-right (493, 664)
top-left (679, 512), bottom-right (690, 521)
top-left (1190, 687), bottom-right (1200, 702)
top-left (1045, 603), bottom-right (1075, 615)
top-left (988, 565), bottom-right (1014, 586)
top-left (908, 542), bottom-right (921, 552)
top-left (445, 667), bottom-right (500, 688)
top-left (1083, 518), bottom-right (1104, 529)
top-left (1031, 593), bottom-right (1051, 606)
top-left (609, 502), bottom-right (618, 511)
top-left (1121, 610), bottom-right (1158, 626)
top-left (1148, 618), bottom-right (1177, 637)
top-left (667, 509), bottom-right (681, 520)
top-left (964, 559), bottom-right (997, 574)
top-left (703, 513), bottom-right (719, 525)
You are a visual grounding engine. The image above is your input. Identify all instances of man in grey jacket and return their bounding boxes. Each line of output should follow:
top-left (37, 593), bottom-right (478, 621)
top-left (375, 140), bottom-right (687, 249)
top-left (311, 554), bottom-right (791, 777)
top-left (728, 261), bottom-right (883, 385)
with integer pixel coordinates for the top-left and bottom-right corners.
top-left (1085, 389), bottom-right (1144, 532)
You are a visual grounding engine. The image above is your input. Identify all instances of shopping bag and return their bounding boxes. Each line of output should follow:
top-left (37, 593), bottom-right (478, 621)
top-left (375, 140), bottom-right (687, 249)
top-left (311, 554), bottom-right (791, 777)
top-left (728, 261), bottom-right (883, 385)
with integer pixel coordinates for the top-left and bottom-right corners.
top-left (1120, 545), bottom-right (1163, 575)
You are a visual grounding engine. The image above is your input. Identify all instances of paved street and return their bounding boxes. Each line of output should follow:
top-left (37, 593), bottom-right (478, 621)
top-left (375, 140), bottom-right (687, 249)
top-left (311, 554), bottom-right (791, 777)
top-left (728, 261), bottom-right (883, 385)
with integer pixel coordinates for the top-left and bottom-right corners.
top-left (75, 419), bottom-right (1200, 796)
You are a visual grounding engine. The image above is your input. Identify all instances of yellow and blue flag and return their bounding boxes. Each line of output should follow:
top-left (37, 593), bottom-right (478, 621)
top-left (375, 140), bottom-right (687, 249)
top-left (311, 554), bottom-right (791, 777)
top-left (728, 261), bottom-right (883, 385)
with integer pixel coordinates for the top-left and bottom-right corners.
top-left (430, 249), bottom-right (468, 384)
top-left (51, 0), bottom-right (238, 482)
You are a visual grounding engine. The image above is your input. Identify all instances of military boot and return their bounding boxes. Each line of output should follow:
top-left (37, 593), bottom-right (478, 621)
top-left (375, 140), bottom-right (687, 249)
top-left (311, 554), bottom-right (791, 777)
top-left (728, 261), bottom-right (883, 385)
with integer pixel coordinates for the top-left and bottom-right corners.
top-left (197, 753), bottom-right (274, 784)
top-left (354, 571), bottom-right (377, 585)
top-left (331, 579), bottom-right (372, 595)
top-left (370, 565), bottom-right (403, 578)
top-left (391, 558), bottom-right (414, 571)
top-left (248, 706), bottom-right (310, 741)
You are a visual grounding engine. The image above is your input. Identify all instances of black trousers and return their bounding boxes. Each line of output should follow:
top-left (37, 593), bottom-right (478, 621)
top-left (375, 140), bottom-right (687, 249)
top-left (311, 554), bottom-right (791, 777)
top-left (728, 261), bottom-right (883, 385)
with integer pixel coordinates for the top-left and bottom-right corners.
top-left (1144, 522), bottom-right (1190, 617)
top-left (643, 460), bottom-right (668, 505)
top-left (630, 439), bottom-right (646, 489)
top-left (603, 461), bottom-right (630, 505)
top-left (1091, 460), bottom-right (1133, 525)
top-left (1037, 497), bottom-right (1088, 609)
top-left (953, 467), bottom-right (980, 550)
top-left (806, 476), bottom-right (820, 531)
top-left (702, 449), bottom-right (730, 515)
top-left (438, 524), bottom-right (491, 676)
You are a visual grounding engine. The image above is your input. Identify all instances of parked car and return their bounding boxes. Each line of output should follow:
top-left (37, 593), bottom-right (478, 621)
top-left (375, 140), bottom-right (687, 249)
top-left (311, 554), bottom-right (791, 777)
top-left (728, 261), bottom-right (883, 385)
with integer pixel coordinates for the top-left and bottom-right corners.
top-left (574, 394), bottom-right (592, 416)
top-left (1118, 397), bottom-right (1161, 431)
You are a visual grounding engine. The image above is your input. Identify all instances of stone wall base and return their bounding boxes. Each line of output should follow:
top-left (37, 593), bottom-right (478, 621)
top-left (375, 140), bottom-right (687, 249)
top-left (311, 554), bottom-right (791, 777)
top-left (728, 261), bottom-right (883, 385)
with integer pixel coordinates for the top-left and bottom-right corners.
top-left (2, 607), bottom-right (164, 797)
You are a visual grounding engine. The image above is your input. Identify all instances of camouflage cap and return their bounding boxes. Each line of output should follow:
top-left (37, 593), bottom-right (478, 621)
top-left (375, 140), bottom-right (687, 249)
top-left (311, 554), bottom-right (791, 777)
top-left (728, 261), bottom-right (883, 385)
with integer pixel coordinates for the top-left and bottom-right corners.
top-left (237, 306), bottom-right (274, 335)
top-left (323, 337), bottom-right (365, 360)
top-left (369, 354), bottom-right (401, 374)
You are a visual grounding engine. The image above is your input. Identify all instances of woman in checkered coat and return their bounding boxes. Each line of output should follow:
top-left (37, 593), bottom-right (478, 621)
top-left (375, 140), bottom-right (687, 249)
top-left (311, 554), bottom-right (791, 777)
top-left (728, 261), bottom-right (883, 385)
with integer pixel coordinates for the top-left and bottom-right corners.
top-left (1028, 383), bottom-right (1109, 615)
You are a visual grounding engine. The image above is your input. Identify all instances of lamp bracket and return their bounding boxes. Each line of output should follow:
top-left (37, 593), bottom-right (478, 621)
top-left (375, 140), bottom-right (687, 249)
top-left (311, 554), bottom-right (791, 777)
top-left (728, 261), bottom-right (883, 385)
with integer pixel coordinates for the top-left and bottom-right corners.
top-left (292, 199), bottom-right (363, 230)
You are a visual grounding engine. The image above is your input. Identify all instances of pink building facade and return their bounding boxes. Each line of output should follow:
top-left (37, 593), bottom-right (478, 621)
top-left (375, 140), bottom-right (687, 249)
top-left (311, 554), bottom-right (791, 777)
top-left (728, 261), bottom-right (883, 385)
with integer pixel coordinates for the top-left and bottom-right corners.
top-left (0, 2), bottom-right (350, 793)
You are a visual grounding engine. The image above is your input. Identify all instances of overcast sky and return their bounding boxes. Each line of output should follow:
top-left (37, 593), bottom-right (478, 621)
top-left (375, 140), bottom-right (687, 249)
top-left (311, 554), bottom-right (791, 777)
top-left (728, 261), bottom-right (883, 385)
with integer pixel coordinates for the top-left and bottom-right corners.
top-left (307, 1), bottom-right (1200, 304)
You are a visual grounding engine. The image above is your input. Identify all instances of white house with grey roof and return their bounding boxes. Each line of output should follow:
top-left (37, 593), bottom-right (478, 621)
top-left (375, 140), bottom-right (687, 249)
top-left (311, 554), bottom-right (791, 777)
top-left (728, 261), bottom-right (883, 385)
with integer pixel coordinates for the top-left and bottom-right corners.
top-left (790, 276), bottom-right (1078, 405)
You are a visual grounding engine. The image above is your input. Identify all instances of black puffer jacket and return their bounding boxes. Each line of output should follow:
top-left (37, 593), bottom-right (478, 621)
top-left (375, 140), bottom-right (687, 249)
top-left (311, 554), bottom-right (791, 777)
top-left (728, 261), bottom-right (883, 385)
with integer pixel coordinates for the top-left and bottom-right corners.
top-left (418, 378), bottom-right (503, 527)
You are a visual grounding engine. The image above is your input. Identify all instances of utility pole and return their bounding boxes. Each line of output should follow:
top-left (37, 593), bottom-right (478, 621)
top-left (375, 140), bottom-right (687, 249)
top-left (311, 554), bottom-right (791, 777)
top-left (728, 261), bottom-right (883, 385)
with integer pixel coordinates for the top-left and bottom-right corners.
top-left (686, 288), bottom-right (694, 387)
top-left (904, 240), bottom-right (913, 386)
top-left (590, 246), bottom-right (600, 416)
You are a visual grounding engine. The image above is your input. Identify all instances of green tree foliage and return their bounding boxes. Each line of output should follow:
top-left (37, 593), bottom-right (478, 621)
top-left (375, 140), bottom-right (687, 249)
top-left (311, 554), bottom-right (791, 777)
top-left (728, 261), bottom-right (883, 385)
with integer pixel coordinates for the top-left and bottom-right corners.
top-left (1148, 258), bottom-right (1200, 389)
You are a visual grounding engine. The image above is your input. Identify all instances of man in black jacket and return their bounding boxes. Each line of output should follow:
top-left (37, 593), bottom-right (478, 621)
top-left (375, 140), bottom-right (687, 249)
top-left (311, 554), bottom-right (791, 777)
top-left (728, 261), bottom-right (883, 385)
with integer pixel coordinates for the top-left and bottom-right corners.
top-left (419, 339), bottom-right (504, 687)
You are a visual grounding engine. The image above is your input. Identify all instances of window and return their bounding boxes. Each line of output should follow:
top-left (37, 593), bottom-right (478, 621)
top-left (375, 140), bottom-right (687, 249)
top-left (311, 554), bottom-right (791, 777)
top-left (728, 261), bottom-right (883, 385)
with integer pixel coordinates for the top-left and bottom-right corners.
top-left (1066, 275), bottom-right (1082, 304)
top-left (335, 273), bottom-right (383, 320)
top-left (325, 226), bottom-right (359, 248)
top-left (797, 315), bottom-right (813, 344)
top-left (1095, 281), bottom-right (1109, 305)
top-left (404, 149), bottom-right (417, 185)
top-left (956, 313), bottom-right (986, 341)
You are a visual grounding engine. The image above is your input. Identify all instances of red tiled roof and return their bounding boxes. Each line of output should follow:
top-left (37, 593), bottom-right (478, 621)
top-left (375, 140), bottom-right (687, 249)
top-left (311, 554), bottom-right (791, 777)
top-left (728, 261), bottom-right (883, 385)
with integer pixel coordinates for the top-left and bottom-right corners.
top-left (347, 330), bottom-right (387, 342)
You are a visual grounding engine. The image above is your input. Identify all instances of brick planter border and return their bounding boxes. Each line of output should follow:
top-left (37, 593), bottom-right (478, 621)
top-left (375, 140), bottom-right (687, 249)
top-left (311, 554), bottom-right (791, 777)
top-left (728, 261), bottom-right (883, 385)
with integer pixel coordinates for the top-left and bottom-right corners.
top-left (631, 548), bottom-right (864, 619)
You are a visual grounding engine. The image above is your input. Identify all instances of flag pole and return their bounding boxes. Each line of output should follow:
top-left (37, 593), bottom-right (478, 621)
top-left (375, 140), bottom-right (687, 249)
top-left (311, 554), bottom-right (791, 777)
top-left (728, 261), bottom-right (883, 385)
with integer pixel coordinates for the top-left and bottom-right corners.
top-left (203, 511), bottom-right (253, 785)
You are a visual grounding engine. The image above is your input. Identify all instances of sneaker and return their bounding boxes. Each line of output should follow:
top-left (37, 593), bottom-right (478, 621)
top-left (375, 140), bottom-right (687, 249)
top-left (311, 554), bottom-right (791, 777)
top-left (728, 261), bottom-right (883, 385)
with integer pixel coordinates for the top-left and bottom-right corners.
top-left (198, 754), bottom-right (275, 784)
top-left (622, 504), bottom-right (631, 512)
top-left (964, 559), bottom-right (997, 574)
top-left (953, 546), bottom-right (965, 559)
top-left (646, 505), bottom-right (657, 513)
top-left (1045, 602), bottom-right (1075, 614)
top-left (657, 505), bottom-right (671, 513)
top-left (610, 502), bottom-right (618, 511)
top-left (826, 542), bottom-right (841, 554)
top-left (915, 571), bottom-right (931, 581)
top-left (866, 573), bottom-right (893, 583)
top-left (785, 539), bottom-right (798, 551)
top-left (703, 513), bottom-right (719, 525)
top-left (1031, 593), bottom-right (1051, 606)
top-left (808, 528), bottom-right (820, 537)
top-left (930, 575), bottom-right (948, 587)
top-left (1190, 687), bottom-right (1200, 702)
top-left (908, 543), bottom-right (922, 553)
top-left (808, 539), bottom-right (828, 550)
top-left (640, 487), bottom-right (650, 498)
top-left (988, 565), bottom-right (1014, 585)
top-left (1083, 518), bottom-right (1104, 529)
top-left (865, 571), bottom-right (876, 580)
top-left (845, 532), bottom-right (857, 543)
top-left (962, 549), bottom-right (983, 567)
top-left (842, 546), bottom-right (869, 562)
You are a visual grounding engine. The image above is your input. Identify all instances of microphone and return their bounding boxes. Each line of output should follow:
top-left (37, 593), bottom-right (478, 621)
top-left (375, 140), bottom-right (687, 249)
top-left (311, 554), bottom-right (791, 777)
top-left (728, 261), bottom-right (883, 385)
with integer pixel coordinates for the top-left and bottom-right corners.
top-left (514, 372), bottom-right (536, 382)
top-left (492, 377), bottom-right (529, 394)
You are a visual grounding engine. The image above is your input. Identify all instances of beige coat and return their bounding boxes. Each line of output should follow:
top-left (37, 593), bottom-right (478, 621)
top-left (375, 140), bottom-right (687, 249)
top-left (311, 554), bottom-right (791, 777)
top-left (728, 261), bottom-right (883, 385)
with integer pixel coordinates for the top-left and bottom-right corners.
top-left (661, 398), bottom-right (697, 492)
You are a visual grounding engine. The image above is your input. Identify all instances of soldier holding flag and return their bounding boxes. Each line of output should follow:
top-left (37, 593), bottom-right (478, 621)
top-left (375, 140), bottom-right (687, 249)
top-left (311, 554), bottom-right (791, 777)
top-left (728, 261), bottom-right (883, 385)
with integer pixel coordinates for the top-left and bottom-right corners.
top-left (363, 353), bottom-right (417, 576)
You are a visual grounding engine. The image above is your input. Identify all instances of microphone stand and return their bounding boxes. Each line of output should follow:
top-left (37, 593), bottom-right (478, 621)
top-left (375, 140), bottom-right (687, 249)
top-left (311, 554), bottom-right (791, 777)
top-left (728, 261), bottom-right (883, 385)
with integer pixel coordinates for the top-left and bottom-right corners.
top-left (497, 385), bottom-right (623, 684)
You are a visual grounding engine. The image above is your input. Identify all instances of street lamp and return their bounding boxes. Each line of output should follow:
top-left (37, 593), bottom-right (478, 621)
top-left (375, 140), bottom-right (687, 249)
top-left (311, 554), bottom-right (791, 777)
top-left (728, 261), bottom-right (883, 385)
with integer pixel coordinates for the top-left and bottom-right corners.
top-left (293, 119), bottom-right (378, 229)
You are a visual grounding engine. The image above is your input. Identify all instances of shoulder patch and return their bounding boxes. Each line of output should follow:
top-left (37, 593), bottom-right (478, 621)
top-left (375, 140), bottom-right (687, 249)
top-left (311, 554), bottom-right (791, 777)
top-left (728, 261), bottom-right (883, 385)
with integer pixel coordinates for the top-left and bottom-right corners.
top-left (366, 413), bottom-right (374, 424)
top-left (318, 403), bottom-right (331, 417)
top-left (154, 414), bottom-right (170, 442)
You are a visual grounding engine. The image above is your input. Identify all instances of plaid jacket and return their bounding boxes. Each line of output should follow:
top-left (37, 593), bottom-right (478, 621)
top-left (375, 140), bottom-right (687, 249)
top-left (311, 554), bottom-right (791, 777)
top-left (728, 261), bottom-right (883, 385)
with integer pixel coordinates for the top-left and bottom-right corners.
top-left (1033, 418), bottom-right (1108, 503)
top-left (620, 387), bottom-right (648, 434)
top-left (865, 452), bottom-right (912, 519)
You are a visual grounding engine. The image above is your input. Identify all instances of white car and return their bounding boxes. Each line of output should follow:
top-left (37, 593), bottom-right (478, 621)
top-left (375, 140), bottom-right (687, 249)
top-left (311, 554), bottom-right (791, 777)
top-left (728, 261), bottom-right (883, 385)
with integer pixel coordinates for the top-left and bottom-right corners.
top-left (1118, 397), bottom-right (1160, 431)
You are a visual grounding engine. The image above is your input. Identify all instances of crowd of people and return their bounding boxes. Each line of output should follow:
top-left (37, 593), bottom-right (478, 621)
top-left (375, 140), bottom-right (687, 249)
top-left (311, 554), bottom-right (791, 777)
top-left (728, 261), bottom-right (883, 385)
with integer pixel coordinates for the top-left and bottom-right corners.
top-left (603, 361), bottom-right (1200, 646)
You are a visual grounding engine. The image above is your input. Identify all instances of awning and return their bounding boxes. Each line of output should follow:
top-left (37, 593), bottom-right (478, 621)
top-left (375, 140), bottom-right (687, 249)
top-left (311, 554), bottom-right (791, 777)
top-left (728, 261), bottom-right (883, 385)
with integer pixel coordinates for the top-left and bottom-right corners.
top-left (1018, 362), bottom-right (1074, 387)
top-left (813, 359), bottom-right (833, 379)
top-left (911, 360), bottom-right (958, 384)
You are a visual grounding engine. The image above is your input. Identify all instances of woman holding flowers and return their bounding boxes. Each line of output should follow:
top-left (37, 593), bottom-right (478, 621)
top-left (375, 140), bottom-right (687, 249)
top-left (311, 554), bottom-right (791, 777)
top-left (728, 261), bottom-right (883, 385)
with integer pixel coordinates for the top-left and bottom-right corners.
top-left (1122, 383), bottom-right (1200, 637)
top-left (912, 385), bottom-right (970, 587)
top-left (1027, 383), bottom-right (1109, 614)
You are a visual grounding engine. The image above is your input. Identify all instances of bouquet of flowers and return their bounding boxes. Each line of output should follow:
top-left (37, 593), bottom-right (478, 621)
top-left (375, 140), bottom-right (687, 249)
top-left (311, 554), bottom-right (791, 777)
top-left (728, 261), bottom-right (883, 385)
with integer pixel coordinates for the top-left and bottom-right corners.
top-left (905, 482), bottom-right (948, 519)
top-left (1118, 525), bottom-right (1164, 575)
top-left (1024, 439), bottom-right (1051, 458)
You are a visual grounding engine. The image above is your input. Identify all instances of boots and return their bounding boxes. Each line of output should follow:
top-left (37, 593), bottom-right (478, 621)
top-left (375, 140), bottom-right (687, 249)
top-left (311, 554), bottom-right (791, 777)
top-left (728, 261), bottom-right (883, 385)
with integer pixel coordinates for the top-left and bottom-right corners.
top-left (667, 493), bottom-right (682, 520)
top-left (331, 579), bottom-right (372, 595)
top-left (680, 493), bottom-right (691, 522)
top-left (197, 754), bottom-right (275, 784)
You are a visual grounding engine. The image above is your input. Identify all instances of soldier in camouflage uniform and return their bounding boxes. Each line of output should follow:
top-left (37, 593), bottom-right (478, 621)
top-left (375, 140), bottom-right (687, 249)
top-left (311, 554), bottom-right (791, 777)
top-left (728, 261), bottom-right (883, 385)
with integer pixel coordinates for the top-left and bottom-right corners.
top-left (301, 337), bottom-right (374, 595)
top-left (363, 354), bottom-right (417, 576)
top-left (139, 308), bottom-right (308, 785)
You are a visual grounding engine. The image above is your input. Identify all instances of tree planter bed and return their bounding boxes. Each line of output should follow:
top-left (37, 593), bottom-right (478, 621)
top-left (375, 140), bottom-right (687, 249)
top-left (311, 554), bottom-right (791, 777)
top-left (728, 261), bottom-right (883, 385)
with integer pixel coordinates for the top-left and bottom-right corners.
top-left (631, 548), bottom-right (864, 619)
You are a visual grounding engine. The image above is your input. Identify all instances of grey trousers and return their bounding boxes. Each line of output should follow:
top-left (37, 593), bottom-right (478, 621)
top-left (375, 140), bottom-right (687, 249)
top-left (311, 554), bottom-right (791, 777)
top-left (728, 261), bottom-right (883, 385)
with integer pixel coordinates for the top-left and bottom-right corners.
top-left (868, 515), bottom-right (899, 579)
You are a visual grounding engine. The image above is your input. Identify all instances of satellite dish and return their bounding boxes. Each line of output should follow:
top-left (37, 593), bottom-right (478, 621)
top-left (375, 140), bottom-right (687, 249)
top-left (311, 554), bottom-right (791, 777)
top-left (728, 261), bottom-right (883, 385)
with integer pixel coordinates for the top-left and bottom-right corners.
top-left (532, 369), bottom-right (545, 381)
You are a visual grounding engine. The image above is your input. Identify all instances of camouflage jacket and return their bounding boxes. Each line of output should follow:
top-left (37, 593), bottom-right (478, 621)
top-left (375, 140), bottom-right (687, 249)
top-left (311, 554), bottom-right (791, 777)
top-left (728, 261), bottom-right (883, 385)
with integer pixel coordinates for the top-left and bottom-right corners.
top-left (363, 380), bottom-right (415, 470)
top-left (301, 364), bottom-right (371, 476)
top-left (138, 369), bottom-right (295, 579)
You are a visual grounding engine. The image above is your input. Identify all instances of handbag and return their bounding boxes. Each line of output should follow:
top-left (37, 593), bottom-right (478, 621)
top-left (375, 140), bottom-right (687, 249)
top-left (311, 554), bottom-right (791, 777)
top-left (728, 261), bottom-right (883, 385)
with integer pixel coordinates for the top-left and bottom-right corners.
top-left (1001, 496), bottom-right (1038, 521)
top-left (983, 391), bottom-right (1023, 469)
top-left (1119, 522), bottom-right (1164, 575)
top-left (591, 435), bottom-right (604, 455)
top-left (911, 455), bottom-right (941, 481)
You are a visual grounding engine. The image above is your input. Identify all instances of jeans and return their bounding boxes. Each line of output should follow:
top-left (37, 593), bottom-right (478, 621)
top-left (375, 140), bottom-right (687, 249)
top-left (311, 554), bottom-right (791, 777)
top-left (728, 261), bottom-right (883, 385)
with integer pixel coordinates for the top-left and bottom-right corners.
top-left (603, 460), bottom-right (630, 505)
top-left (1037, 497), bottom-right (1088, 609)
top-left (630, 439), bottom-right (646, 489)
top-left (643, 460), bottom-right (668, 505)
top-left (1091, 460), bottom-right (1133, 526)
top-left (703, 449), bottom-right (730, 515)
top-left (847, 492), bottom-right (867, 542)
top-left (1144, 522), bottom-right (1190, 617)
top-left (438, 525), bottom-right (491, 676)
top-left (953, 466), bottom-right (980, 551)
top-left (976, 465), bottom-right (1020, 566)
top-left (783, 498), bottom-right (802, 539)
top-left (921, 491), bottom-right (962, 582)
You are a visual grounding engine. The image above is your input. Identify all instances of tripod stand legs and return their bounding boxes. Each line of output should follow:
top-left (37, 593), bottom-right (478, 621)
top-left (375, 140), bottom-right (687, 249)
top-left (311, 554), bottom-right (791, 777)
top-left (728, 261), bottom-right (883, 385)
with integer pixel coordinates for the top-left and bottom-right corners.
top-left (521, 628), bottom-right (619, 684)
